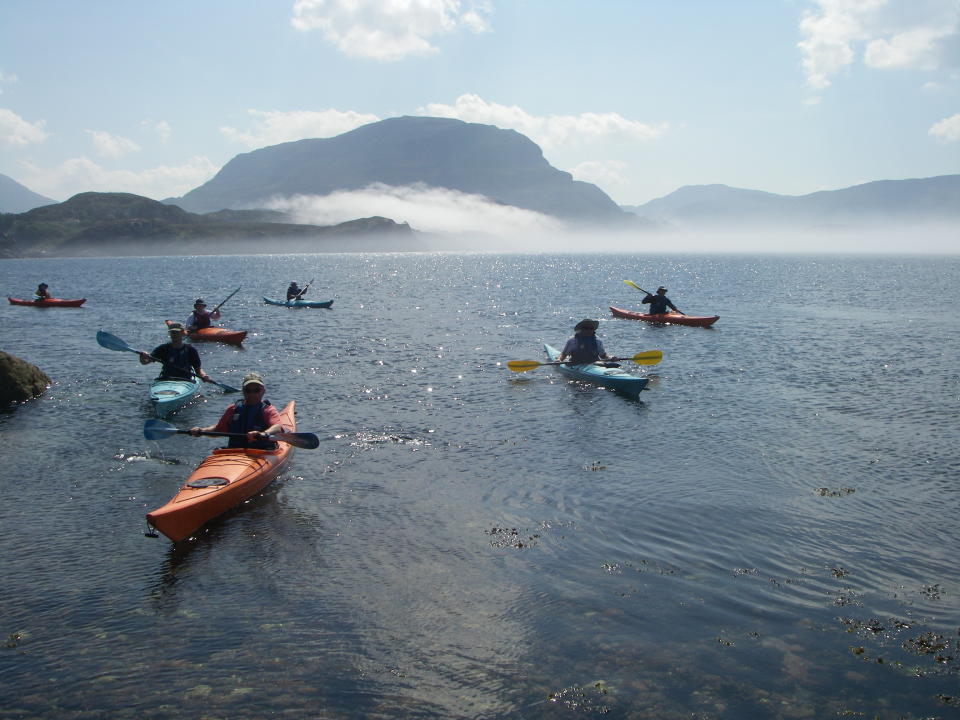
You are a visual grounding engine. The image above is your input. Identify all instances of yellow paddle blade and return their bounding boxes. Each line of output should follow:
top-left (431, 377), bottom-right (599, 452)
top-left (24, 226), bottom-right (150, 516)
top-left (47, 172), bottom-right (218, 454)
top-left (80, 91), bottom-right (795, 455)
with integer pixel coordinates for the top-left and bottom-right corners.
top-left (623, 279), bottom-right (649, 294)
top-left (507, 360), bottom-right (543, 372)
top-left (629, 350), bottom-right (663, 365)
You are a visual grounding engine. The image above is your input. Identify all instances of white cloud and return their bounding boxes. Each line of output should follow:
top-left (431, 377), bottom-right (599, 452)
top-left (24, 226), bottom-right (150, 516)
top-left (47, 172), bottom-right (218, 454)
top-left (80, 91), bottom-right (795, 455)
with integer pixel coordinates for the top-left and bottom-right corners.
top-left (416, 94), bottom-right (667, 150)
top-left (265, 183), bottom-right (563, 236)
top-left (798, 0), bottom-right (960, 89)
top-left (221, 108), bottom-right (380, 148)
top-left (570, 160), bottom-right (629, 188)
top-left (290, 0), bottom-right (491, 61)
top-left (86, 130), bottom-right (141, 158)
top-left (156, 121), bottom-right (172, 141)
top-left (0, 69), bottom-right (18, 93)
top-left (0, 108), bottom-right (48, 147)
top-left (929, 113), bottom-right (960, 141)
top-left (18, 155), bottom-right (219, 201)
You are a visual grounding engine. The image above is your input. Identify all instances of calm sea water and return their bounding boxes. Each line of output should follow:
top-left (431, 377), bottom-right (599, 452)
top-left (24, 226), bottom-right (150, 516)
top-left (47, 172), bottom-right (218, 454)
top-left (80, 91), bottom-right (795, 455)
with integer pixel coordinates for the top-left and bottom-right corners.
top-left (1, 251), bottom-right (958, 719)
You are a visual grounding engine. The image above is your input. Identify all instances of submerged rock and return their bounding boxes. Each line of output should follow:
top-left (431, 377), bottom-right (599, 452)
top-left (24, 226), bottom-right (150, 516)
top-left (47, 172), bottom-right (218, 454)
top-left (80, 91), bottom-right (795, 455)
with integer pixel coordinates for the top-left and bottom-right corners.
top-left (0, 351), bottom-right (50, 406)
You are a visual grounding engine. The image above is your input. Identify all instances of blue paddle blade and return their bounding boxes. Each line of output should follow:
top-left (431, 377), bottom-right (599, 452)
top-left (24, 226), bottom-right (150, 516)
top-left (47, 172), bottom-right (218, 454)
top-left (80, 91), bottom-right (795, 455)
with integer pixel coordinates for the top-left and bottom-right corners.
top-left (96, 330), bottom-right (134, 353)
top-left (144, 418), bottom-right (179, 440)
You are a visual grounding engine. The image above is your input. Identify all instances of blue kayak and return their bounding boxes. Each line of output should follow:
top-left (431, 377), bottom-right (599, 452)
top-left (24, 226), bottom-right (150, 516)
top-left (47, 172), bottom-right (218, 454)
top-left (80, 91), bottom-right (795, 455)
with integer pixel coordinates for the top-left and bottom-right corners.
top-left (150, 377), bottom-right (201, 418)
top-left (263, 296), bottom-right (334, 309)
top-left (544, 344), bottom-right (649, 400)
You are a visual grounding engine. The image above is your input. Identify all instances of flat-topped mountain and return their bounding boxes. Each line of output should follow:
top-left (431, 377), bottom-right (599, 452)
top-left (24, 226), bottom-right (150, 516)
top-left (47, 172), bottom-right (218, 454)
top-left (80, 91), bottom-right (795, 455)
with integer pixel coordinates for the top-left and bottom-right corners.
top-left (0, 173), bottom-right (55, 213)
top-left (0, 192), bottom-right (416, 258)
top-left (623, 175), bottom-right (960, 229)
top-left (172, 116), bottom-right (633, 226)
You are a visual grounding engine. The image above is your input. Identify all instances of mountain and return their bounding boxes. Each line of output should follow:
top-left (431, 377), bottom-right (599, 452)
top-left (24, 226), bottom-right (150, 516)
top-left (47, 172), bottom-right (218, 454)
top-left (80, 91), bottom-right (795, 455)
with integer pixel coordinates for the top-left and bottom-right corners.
top-left (0, 192), bottom-right (417, 258)
top-left (0, 173), bottom-right (55, 213)
top-left (171, 116), bottom-right (634, 226)
top-left (623, 175), bottom-right (960, 229)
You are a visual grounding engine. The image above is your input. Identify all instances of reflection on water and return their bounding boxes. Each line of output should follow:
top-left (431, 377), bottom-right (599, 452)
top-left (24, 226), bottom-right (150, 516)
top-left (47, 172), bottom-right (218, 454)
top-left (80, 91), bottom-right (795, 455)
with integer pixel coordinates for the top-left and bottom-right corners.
top-left (1, 252), bottom-right (959, 719)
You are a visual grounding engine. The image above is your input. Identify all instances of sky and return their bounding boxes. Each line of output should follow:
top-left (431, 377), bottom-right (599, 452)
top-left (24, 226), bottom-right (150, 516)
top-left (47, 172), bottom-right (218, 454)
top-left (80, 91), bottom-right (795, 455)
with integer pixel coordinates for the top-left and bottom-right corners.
top-left (1, 0), bottom-right (958, 218)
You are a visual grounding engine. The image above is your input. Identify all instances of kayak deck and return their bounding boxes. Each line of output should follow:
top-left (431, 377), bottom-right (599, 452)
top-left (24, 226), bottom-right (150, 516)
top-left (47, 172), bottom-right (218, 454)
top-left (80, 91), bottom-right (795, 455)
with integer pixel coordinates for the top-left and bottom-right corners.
top-left (610, 306), bottom-right (719, 327)
top-left (544, 343), bottom-right (648, 399)
top-left (146, 401), bottom-right (296, 542)
top-left (150, 377), bottom-right (201, 418)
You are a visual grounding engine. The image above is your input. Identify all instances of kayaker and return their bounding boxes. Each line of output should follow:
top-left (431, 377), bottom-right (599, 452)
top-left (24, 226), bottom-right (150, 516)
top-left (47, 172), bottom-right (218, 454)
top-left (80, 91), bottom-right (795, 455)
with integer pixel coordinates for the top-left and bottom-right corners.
top-left (286, 282), bottom-right (305, 301)
top-left (642, 286), bottom-right (683, 315)
top-left (35, 283), bottom-right (50, 299)
top-left (139, 322), bottom-right (212, 383)
top-left (189, 372), bottom-right (286, 449)
top-left (558, 319), bottom-right (612, 365)
top-left (185, 298), bottom-right (221, 333)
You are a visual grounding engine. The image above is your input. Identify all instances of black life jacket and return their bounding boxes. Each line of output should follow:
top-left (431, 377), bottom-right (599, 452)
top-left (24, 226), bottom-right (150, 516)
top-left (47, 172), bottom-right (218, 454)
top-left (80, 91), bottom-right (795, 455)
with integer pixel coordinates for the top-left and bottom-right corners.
top-left (227, 399), bottom-right (276, 450)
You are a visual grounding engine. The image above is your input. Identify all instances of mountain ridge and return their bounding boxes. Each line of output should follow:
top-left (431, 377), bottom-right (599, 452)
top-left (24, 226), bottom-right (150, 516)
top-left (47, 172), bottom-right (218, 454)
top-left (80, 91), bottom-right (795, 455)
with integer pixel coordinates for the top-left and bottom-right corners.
top-left (171, 116), bottom-right (634, 226)
top-left (0, 192), bottom-right (417, 258)
top-left (622, 175), bottom-right (960, 229)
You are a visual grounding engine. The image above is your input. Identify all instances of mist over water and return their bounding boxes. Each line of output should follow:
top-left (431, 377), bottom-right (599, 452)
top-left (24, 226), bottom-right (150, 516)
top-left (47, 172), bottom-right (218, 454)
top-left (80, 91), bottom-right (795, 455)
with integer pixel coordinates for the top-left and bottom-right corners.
top-left (1, 250), bottom-right (958, 719)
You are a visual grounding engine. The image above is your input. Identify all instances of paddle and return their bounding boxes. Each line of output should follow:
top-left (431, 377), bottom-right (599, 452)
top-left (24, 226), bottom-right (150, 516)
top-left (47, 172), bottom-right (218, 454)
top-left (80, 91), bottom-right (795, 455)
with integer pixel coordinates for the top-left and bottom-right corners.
top-left (294, 278), bottom-right (314, 300)
top-left (623, 279), bottom-right (651, 295)
top-left (211, 286), bottom-right (241, 313)
top-left (143, 418), bottom-right (320, 449)
top-left (623, 280), bottom-right (685, 315)
top-left (96, 330), bottom-right (240, 393)
top-left (507, 350), bottom-right (663, 373)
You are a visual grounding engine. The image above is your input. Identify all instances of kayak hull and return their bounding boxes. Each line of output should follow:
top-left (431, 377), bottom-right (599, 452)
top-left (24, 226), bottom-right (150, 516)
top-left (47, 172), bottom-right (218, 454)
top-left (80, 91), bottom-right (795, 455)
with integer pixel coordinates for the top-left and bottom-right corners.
top-left (544, 343), bottom-right (648, 400)
top-left (166, 320), bottom-right (247, 345)
top-left (146, 401), bottom-right (297, 542)
top-left (8, 296), bottom-right (86, 307)
top-left (150, 377), bottom-right (201, 418)
top-left (610, 306), bottom-right (719, 327)
top-left (263, 296), bottom-right (334, 309)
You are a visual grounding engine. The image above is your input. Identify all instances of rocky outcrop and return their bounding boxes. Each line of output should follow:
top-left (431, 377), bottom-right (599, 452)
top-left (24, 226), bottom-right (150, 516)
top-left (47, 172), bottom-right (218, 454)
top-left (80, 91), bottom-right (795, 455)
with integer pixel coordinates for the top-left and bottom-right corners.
top-left (0, 351), bottom-right (51, 406)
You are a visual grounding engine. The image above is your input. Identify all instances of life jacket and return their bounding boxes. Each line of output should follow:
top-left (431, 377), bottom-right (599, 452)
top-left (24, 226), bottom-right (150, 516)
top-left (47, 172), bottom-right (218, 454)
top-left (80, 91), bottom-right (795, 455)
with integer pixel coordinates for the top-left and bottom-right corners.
top-left (568, 335), bottom-right (602, 365)
top-left (227, 399), bottom-right (276, 450)
top-left (157, 345), bottom-right (195, 380)
top-left (189, 310), bottom-right (212, 329)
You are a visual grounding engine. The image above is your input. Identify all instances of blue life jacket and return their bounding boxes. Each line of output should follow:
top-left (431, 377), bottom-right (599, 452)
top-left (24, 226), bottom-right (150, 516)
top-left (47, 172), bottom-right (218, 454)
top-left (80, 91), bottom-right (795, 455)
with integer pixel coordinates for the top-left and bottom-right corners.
top-left (227, 399), bottom-right (276, 450)
top-left (568, 335), bottom-right (602, 364)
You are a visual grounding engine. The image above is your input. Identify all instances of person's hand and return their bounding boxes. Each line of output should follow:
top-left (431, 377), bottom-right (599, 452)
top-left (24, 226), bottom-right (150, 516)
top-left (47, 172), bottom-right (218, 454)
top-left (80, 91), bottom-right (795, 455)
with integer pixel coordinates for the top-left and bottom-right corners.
top-left (200, 374), bottom-right (211, 383)
top-left (247, 430), bottom-right (267, 442)
top-left (188, 427), bottom-right (202, 436)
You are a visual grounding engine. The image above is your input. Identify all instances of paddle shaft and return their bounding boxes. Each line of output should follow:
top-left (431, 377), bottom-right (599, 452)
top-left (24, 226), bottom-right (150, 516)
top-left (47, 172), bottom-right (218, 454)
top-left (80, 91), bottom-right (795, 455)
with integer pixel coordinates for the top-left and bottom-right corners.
top-left (295, 278), bottom-right (315, 300)
top-left (211, 286), bottom-right (241, 313)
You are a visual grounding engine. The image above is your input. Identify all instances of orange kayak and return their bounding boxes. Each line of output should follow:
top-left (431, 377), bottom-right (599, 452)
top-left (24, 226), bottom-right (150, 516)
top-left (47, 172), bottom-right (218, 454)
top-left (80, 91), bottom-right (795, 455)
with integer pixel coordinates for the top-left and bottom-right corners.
top-left (146, 401), bottom-right (296, 541)
top-left (165, 319), bottom-right (247, 345)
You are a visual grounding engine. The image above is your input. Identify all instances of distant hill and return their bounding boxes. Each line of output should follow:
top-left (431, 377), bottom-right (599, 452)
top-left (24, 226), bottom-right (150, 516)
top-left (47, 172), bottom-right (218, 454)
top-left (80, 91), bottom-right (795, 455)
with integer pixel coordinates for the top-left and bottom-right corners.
top-left (622, 175), bottom-right (960, 229)
top-left (0, 192), bottom-right (418, 258)
top-left (171, 116), bottom-right (635, 227)
top-left (0, 173), bottom-right (55, 213)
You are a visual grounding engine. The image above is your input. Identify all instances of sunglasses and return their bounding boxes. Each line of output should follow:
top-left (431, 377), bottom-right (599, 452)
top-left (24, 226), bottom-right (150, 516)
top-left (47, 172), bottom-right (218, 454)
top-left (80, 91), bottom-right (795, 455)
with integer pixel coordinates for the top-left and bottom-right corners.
top-left (243, 385), bottom-right (264, 392)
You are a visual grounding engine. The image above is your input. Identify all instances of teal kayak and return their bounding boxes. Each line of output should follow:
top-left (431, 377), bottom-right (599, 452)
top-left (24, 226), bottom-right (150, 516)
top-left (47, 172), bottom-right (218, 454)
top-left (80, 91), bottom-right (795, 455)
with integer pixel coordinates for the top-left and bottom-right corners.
top-left (150, 377), bottom-right (201, 418)
top-left (544, 344), bottom-right (649, 400)
top-left (263, 297), bottom-right (334, 308)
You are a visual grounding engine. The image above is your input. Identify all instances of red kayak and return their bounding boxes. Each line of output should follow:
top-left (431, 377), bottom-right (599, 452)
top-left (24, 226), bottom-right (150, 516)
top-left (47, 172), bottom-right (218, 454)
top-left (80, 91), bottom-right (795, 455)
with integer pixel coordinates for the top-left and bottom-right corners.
top-left (9, 296), bottom-right (86, 307)
top-left (165, 319), bottom-right (247, 345)
top-left (610, 306), bottom-right (719, 327)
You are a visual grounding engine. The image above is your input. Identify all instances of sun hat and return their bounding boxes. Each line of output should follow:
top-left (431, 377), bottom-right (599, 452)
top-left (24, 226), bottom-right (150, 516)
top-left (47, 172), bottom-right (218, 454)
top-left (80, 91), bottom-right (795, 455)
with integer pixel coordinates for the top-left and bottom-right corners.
top-left (167, 322), bottom-right (185, 332)
top-left (242, 372), bottom-right (265, 389)
top-left (574, 318), bottom-right (600, 331)
top-left (657, 286), bottom-right (667, 293)
top-left (194, 298), bottom-right (206, 306)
